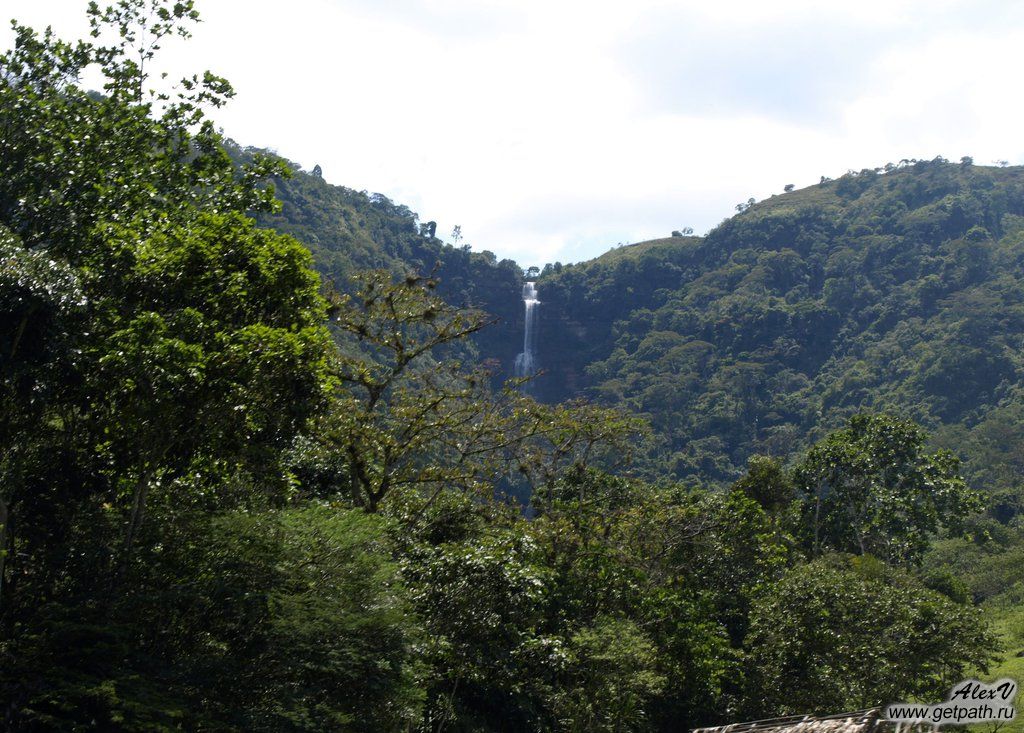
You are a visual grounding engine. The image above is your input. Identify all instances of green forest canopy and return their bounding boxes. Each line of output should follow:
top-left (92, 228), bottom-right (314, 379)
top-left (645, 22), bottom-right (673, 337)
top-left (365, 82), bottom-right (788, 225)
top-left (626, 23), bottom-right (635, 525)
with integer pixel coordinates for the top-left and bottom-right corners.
top-left (0, 2), bottom-right (1021, 731)
top-left (533, 160), bottom-right (1024, 488)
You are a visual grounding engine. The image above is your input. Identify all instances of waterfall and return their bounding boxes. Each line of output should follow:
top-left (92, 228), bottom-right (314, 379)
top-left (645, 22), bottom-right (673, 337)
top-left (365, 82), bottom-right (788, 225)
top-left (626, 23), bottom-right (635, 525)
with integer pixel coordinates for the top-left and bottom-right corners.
top-left (514, 281), bottom-right (539, 379)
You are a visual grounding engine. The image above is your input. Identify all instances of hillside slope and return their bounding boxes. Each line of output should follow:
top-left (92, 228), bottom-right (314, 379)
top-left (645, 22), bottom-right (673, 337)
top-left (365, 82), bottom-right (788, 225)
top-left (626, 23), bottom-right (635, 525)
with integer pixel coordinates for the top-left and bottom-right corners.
top-left (535, 159), bottom-right (1024, 487)
top-left (236, 145), bottom-right (527, 372)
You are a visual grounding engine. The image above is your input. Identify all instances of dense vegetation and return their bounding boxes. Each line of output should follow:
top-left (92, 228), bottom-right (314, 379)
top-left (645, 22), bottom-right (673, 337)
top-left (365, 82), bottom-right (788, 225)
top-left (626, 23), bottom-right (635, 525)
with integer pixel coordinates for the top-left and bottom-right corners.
top-left (241, 145), bottom-right (525, 376)
top-left (0, 2), bottom-right (1019, 731)
top-left (535, 162), bottom-right (1024, 488)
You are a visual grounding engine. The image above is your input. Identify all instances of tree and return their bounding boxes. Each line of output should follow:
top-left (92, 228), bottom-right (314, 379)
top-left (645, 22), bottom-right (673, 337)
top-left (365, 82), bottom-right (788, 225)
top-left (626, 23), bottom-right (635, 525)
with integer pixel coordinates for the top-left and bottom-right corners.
top-left (88, 213), bottom-right (332, 574)
top-left (0, 226), bottom-right (86, 605)
top-left (551, 617), bottom-right (667, 733)
top-left (744, 555), bottom-right (996, 716)
top-left (793, 414), bottom-right (982, 566)
top-left (731, 455), bottom-right (795, 516)
top-left (159, 506), bottom-right (425, 730)
top-left (402, 527), bottom-right (548, 730)
top-left (520, 401), bottom-right (648, 508)
top-left (0, 2), bottom-right (334, 723)
top-left (526, 469), bottom-right (758, 730)
top-left (319, 269), bottom-right (648, 514)
top-left (321, 270), bottom-right (514, 512)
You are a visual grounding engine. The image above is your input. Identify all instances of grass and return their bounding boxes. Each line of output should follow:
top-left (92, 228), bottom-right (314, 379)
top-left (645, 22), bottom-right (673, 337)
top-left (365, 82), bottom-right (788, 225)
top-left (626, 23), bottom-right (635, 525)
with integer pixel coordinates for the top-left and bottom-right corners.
top-left (968, 602), bottom-right (1024, 733)
top-left (587, 235), bottom-right (702, 266)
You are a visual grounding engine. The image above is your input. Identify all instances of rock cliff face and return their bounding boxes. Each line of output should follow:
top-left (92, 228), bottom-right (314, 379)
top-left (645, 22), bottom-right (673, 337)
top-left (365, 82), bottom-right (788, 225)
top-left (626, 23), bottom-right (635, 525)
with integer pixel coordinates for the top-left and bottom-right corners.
top-left (527, 298), bottom-right (601, 402)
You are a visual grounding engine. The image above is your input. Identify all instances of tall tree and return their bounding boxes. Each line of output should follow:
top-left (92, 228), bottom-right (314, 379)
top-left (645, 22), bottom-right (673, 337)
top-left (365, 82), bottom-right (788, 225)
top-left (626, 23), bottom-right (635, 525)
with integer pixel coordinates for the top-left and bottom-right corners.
top-left (745, 555), bottom-right (996, 716)
top-left (0, 2), bottom-right (335, 724)
top-left (793, 414), bottom-right (981, 566)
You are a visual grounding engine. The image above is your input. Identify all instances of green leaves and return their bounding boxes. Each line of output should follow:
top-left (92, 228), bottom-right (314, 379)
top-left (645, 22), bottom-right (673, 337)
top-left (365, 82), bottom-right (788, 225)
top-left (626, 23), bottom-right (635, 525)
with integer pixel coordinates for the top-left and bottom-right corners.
top-left (745, 555), bottom-right (997, 716)
top-left (538, 160), bottom-right (1024, 488)
top-left (553, 617), bottom-right (667, 733)
top-left (0, 5), bottom-right (340, 725)
top-left (794, 413), bottom-right (982, 566)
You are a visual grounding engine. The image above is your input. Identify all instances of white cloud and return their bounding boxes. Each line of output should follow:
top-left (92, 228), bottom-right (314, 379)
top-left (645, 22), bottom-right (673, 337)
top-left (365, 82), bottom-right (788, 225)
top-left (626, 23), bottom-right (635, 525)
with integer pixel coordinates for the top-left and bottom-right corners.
top-left (4, 0), bottom-right (1024, 266)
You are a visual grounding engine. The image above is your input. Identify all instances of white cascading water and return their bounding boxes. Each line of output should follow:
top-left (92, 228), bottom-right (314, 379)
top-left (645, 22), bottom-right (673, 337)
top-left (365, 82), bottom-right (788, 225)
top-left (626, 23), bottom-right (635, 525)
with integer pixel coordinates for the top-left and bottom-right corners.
top-left (513, 282), bottom-right (539, 378)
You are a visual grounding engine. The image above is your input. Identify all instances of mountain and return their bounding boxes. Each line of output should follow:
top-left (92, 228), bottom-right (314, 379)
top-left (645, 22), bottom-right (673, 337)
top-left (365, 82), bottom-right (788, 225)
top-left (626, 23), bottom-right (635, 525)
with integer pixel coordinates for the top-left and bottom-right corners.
top-left (532, 158), bottom-right (1024, 487)
top-left (7, 10), bottom-right (1019, 730)
top-left (246, 152), bottom-right (1024, 491)
top-left (234, 144), bottom-right (527, 371)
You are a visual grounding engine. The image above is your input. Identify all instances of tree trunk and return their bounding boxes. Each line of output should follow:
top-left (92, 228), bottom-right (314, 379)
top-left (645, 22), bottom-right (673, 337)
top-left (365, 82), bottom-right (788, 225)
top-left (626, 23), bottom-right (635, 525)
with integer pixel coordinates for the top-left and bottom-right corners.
top-left (346, 446), bottom-right (367, 508)
top-left (119, 469), bottom-right (154, 581)
top-left (813, 485), bottom-right (822, 557)
top-left (9, 313), bottom-right (29, 361)
top-left (0, 496), bottom-right (8, 610)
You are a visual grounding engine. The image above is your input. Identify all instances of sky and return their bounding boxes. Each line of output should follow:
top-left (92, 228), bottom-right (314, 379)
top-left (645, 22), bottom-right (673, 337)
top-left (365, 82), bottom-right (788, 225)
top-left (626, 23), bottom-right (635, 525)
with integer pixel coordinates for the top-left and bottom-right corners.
top-left (4, 0), bottom-right (1024, 267)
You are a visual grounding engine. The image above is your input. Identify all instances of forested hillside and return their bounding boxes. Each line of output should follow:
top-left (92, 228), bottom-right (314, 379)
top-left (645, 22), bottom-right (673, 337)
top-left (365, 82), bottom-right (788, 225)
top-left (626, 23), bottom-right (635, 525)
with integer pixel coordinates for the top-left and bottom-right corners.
top-left (1, 2), bottom-right (1021, 730)
top-left (535, 160), bottom-right (1024, 487)
top-left (236, 146), bottom-right (526, 372)
top-left (257, 151), bottom-right (1024, 496)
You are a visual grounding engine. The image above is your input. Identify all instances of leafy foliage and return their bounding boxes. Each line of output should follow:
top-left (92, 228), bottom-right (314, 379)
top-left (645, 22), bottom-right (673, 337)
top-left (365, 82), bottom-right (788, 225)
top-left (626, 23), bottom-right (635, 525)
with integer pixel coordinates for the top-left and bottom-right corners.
top-left (745, 555), bottom-right (996, 716)
top-left (0, 3), bottom-right (1007, 730)
top-left (793, 413), bottom-right (982, 566)
top-left (535, 162), bottom-right (1024, 488)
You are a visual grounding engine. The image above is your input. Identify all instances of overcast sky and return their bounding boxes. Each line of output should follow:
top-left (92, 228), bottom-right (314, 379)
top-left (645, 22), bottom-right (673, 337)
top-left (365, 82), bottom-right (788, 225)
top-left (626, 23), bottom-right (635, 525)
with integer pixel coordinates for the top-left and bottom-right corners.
top-left (5, 0), bottom-right (1024, 266)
